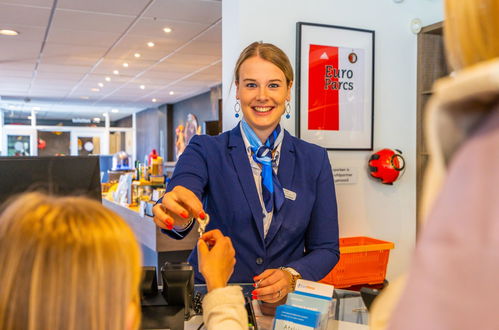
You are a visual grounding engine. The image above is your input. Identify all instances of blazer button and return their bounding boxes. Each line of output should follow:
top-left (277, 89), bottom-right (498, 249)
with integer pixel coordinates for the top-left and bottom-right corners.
top-left (256, 257), bottom-right (264, 265)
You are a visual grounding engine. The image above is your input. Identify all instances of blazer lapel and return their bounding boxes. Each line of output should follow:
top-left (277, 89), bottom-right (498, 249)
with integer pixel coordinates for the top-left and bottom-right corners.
top-left (265, 131), bottom-right (296, 245)
top-left (228, 124), bottom-right (265, 240)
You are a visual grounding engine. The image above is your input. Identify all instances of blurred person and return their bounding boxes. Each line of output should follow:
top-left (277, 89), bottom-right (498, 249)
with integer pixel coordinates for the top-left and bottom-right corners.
top-left (370, 0), bottom-right (499, 329)
top-left (0, 192), bottom-right (142, 330)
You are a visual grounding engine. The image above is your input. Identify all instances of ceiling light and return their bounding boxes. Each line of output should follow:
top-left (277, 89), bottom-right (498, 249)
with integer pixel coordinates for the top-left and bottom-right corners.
top-left (91, 88), bottom-right (100, 92)
top-left (134, 53), bottom-right (141, 58)
top-left (140, 85), bottom-right (145, 90)
top-left (163, 27), bottom-right (173, 33)
top-left (93, 117), bottom-right (101, 123)
top-left (105, 77), bottom-right (111, 82)
top-left (98, 82), bottom-right (104, 87)
top-left (147, 41), bottom-right (155, 47)
top-left (169, 91), bottom-right (174, 95)
top-left (152, 98), bottom-right (157, 103)
top-left (123, 62), bottom-right (129, 68)
top-left (111, 109), bottom-right (119, 113)
top-left (113, 70), bottom-right (119, 75)
top-left (80, 96), bottom-right (89, 99)
top-left (0, 29), bottom-right (19, 36)
top-left (8, 105), bottom-right (15, 109)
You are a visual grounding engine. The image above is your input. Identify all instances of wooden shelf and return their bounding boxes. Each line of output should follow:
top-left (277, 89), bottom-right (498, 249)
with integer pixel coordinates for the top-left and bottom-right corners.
top-left (416, 21), bottom-right (449, 232)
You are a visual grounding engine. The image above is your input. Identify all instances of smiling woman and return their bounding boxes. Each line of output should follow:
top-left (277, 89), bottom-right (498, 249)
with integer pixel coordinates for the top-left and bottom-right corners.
top-left (153, 41), bottom-right (339, 307)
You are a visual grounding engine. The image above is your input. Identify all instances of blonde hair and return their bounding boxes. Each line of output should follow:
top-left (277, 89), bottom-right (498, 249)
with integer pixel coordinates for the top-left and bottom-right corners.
top-left (444, 0), bottom-right (499, 70)
top-left (234, 41), bottom-right (294, 87)
top-left (0, 193), bottom-right (142, 330)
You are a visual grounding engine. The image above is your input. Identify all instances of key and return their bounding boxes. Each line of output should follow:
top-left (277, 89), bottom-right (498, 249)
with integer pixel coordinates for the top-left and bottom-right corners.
top-left (197, 213), bottom-right (210, 237)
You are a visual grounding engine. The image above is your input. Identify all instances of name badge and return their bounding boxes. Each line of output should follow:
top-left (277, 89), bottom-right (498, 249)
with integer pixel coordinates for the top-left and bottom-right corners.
top-left (283, 188), bottom-right (297, 201)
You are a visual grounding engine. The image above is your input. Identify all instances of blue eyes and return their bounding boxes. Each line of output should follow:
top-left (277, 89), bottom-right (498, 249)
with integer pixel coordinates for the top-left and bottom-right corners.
top-left (245, 83), bottom-right (280, 88)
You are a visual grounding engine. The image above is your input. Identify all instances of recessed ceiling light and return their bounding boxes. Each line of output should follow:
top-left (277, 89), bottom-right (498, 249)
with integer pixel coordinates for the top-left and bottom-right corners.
top-left (91, 88), bottom-right (100, 92)
top-left (123, 62), bottom-right (129, 68)
top-left (169, 91), bottom-right (174, 95)
top-left (111, 109), bottom-right (119, 113)
top-left (80, 96), bottom-right (90, 100)
top-left (134, 53), bottom-right (141, 58)
top-left (98, 82), bottom-right (104, 87)
top-left (105, 76), bottom-right (111, 82)
top-left (163, 27), bottom-right (173, 33)
top-left (147, 41), bottom-right (155, 47)
top-left (0, 29), bottom-right (19, 36)
top-left (140, 85), bottom-right (145, 90)
top-left (32, 106), bottom-right (40, 111)
top-left (113, 70), bottom-right (119, 75)
top-left (152, 98), bottom-right (157, 103)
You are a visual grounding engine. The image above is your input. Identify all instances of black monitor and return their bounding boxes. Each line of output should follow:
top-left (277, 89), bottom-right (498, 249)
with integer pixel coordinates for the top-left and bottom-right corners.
top-left (0, 156), bottom-right (102, 204)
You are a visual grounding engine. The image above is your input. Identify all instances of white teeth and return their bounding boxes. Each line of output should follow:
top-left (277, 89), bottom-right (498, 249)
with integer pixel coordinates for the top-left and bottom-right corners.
top-left (254, 106), bottom-right (272, 113)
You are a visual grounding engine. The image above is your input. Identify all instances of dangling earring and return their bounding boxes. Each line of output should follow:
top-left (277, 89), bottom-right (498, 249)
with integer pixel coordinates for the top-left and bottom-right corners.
top-left (234, 100), bottom-right (241, 118)
top-left (285, 101), bottom-right (291, 119)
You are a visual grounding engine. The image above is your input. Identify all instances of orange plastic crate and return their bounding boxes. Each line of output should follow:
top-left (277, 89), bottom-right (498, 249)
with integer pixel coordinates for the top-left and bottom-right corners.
top-left (320, 236), bottom-right (394, 288)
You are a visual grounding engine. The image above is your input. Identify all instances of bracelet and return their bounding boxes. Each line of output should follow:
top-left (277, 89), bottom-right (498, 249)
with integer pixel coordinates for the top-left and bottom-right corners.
top-left (279, 267), bottom-right (302, 292)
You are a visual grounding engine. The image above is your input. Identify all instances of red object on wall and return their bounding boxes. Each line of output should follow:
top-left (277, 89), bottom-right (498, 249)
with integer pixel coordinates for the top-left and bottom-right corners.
top-left (368, 148), bottom-right (405, 184)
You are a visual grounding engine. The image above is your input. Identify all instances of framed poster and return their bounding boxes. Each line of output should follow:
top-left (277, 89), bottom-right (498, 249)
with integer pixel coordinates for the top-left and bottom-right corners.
top-left (296, 22), bottom-right (374, 150)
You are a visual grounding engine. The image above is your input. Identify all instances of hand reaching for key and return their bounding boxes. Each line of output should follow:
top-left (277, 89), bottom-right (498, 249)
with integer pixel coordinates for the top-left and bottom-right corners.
top-left (152, 185), bottom-right (206, 230)
top-left (197, 229), bottom-right (236, 292)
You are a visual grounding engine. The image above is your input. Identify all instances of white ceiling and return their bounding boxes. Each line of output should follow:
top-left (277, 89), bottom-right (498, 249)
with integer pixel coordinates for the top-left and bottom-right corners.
top-left (0, 0), bottom-right (222, 121)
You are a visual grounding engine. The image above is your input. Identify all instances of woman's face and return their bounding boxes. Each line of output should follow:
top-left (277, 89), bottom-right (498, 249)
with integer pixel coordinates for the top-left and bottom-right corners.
top-left (236, 56), bottom-right (292, 137)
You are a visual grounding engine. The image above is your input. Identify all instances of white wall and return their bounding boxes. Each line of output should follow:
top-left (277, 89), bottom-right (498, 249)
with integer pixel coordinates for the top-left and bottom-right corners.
top-left (222, 0), bottom-right (443, 280)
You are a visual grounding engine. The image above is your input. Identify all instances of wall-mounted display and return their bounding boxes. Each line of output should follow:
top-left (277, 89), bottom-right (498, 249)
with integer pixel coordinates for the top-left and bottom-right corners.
top-left (296, 22), bottom-right (375, 150)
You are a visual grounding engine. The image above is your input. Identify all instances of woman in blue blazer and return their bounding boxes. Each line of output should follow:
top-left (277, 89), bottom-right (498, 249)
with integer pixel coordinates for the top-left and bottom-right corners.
top-left (153, 42), bottom-right (339, 303)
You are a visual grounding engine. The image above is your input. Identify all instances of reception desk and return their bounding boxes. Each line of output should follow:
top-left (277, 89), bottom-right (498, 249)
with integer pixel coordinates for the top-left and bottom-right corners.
top-left (103, 198), bottom-right (198, 274)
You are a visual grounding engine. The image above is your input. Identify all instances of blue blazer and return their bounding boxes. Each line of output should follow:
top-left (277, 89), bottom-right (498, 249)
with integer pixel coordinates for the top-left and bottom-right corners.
top-left (164, 124), bottom-right (339, 283)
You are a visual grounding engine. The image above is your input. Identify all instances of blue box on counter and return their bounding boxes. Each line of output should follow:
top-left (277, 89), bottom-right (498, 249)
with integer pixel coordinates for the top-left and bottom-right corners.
top-left (273, 304), bottom-right (321, 330)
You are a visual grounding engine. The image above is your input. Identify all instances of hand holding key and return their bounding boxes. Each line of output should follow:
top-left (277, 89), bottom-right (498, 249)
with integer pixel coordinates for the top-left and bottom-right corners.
top-left (197, 229), bottom-right (236, 292)
top-left (152, 185), bottom-right (206, 231)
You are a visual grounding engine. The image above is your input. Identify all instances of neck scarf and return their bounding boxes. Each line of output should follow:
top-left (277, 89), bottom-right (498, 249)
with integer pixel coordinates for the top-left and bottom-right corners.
top-left (241, 119), bottom-right (285, 213)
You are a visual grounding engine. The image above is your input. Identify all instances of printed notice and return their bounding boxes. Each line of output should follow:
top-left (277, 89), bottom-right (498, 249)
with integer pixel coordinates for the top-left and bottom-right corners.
top-left (333, 167), bottom-right (357, 185)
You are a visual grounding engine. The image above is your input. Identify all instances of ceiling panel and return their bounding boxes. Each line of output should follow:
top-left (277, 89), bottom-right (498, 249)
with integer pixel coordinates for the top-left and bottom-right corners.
top-left (47, 28), bottom-right (122, 47)
top-left (0, 0), bottom-right (53, 7)
top-left (127, 17), bottom-right (206, 41)
top-left (143, 0), bottom-right (221, 24)
top-left (0, 3), bottom-right (51, 27)
top-left (50, 9), bottom-right (136, 33)
top-left (177, 41), bottom-right (221, 56)
top-left (37, 63), bottom-right (91, 73)
top-left (0, 39), bottom-right (43, 61)
top-left (57, 0), bottom-right (150, 16)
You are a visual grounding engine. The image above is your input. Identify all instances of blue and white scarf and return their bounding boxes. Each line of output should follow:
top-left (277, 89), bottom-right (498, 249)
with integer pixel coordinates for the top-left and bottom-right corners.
top-left (241, 119), bottom-right (285, 213)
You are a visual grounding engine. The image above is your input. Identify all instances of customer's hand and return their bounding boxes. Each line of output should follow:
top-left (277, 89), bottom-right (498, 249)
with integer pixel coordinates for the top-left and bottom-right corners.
top-left (252, 269), bottom-right (291, 303)
top-left (197, 229), bottom-right (236, 292)
top-left (152, 185), bottom-right (205, 230)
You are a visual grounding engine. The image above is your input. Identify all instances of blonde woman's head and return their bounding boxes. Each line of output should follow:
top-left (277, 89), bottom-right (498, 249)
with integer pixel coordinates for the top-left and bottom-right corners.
top-left (444, 0), bottom-right (499, 70)
top-left (0, 192), bottom-right (142, 330)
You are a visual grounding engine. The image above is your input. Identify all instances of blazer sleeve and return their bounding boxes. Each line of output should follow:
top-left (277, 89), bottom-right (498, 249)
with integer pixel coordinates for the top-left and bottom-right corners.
top-left (159, 135), bottom-right (209, 240)
top-left (286, 149), bottom-right (340, 280)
